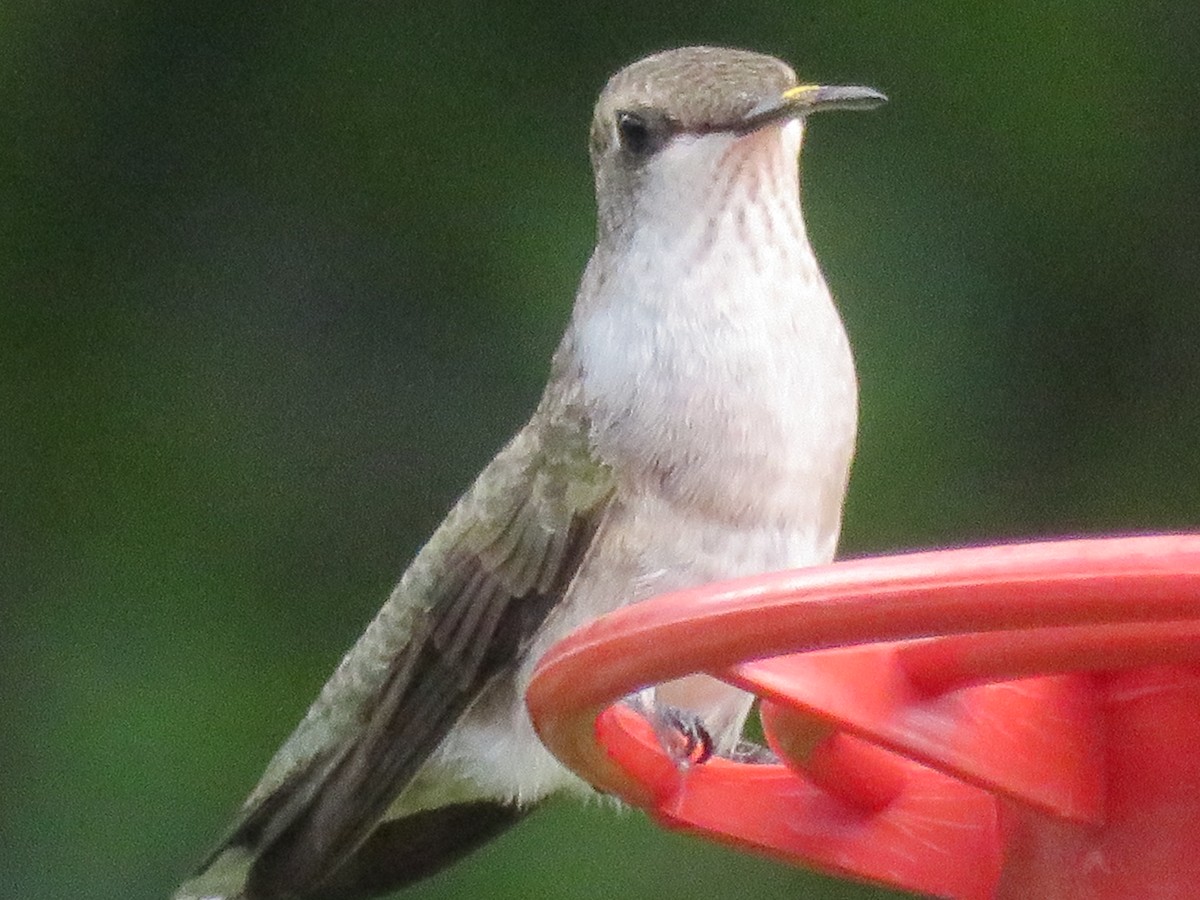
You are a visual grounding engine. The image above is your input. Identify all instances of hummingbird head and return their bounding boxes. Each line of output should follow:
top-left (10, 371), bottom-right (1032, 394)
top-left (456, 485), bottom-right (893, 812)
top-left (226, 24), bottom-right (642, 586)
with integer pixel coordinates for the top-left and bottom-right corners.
top-left (588, 47), bottom-right (885, 242)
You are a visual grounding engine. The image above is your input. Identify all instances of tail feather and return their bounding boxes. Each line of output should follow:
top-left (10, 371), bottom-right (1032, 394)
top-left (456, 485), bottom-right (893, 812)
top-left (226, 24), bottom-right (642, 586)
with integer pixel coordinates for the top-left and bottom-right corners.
top-left (174, 802), bottom-right (527, 900)
top-left (173, 845), bottom-right (254, 900)
top-left (295, 802), bottom-right (527, 900)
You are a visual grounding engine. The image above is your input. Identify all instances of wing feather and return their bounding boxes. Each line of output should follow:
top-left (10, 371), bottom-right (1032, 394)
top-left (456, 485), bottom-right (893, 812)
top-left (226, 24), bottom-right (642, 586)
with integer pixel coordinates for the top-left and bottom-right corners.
top-left (190, 379), bottom-right (613, 898)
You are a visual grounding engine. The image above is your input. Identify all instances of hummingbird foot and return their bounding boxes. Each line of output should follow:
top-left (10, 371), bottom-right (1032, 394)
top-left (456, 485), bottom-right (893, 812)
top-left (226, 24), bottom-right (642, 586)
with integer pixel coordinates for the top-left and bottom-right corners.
top-left (655, 705), bottom-right (715, 767)
top-left (624, 698), bottom-right (715, 767)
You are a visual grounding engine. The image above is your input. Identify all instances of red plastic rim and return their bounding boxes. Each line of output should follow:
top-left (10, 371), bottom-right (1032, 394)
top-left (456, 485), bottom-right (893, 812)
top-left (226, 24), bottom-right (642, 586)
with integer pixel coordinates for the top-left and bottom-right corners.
top-left (526, 535), bottom-right (1200, 899)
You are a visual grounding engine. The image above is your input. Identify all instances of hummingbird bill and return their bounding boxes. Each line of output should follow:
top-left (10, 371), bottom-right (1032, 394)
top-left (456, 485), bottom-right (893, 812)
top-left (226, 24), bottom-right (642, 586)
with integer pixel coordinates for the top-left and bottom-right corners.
top-left (176, 46), bottom-right (884, 900)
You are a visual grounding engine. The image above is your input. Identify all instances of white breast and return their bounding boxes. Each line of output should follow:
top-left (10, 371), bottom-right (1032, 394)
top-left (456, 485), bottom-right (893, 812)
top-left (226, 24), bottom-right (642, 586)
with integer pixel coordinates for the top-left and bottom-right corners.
top-left (574, 121), bottom-right (857, 538)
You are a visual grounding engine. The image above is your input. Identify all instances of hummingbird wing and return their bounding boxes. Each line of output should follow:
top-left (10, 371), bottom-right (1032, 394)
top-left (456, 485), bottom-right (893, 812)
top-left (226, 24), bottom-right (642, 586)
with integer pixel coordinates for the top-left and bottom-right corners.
top-left (182, 377), bottom-right (614, 899)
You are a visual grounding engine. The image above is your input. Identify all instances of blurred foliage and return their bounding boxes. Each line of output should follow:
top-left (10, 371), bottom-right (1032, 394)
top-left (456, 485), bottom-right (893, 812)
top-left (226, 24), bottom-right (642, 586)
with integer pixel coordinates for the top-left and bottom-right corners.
top-left (4, 2), bottom-right (1199, 899)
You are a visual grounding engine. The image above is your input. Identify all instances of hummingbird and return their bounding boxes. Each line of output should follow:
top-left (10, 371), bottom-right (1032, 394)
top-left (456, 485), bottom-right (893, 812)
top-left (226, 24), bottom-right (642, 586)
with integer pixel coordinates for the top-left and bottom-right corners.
top-left (175, 46), bottom-right (884, 900)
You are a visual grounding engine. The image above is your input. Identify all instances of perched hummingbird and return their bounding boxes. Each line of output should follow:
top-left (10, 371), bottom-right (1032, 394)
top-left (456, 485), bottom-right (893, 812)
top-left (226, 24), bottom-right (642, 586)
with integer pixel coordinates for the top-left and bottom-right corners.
top-left (176, 46), bottom-right (884, 900)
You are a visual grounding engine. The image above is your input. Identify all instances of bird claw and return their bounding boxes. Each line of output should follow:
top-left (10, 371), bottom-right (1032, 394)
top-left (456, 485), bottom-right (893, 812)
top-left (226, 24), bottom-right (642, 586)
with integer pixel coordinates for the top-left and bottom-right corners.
top-left (665, 709), bottom-right (714, 766)
top-left (624, 699), bottom-right (714, 767)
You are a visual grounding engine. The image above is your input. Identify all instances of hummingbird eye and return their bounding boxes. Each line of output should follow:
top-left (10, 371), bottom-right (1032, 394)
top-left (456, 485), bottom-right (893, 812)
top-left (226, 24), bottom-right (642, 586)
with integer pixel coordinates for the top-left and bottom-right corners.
top-left (615, 111), bottom-right (659, 157)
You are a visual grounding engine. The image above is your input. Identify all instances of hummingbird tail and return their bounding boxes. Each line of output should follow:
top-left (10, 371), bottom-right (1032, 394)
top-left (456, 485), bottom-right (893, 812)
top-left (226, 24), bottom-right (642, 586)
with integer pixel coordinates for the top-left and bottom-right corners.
top-left (175, 802), bottom-right (526, 900)
top-left (172, 844), bottom-right (253, 900)
top-left (296, 801), bottom-right (528, 899)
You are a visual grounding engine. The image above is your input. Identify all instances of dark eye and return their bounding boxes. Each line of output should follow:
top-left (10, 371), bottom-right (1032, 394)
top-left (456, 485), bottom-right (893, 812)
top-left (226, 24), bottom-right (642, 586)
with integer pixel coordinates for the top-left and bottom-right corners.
top-left (616, 111), bottom-right (656, 156)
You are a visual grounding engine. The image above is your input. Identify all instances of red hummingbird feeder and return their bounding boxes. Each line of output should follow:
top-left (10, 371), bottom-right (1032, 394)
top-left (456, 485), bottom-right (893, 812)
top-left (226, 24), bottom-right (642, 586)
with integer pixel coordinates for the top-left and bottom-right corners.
top-left (526, 534), bottom-right (1200, 899)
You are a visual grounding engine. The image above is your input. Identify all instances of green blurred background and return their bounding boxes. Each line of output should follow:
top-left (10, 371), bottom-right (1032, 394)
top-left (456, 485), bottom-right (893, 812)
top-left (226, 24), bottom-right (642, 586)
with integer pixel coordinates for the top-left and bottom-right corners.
top-left (5, 2), bottom-right (1200, 898)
